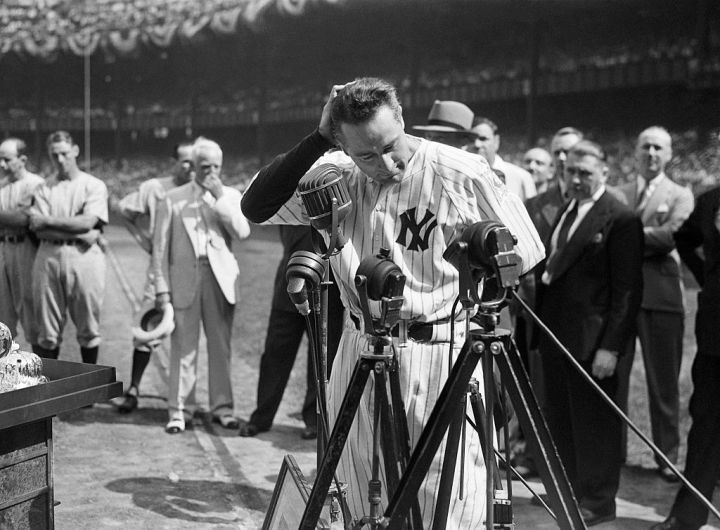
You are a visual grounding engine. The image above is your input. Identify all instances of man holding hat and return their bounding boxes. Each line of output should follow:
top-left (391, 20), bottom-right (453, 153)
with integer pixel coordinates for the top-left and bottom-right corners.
top-left (112, 141), bottom-right (194, 413)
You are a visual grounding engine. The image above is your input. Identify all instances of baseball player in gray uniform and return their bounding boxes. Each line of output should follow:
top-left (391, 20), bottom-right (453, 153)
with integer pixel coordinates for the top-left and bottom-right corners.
top-left (113, 141), bottom-right (194, 413)
top-left (29, 131), bottom-right (108, 363)
top-left (242, 78), bottom-right (544, 529)
top-left (0, 138), bottom-right (44, 350)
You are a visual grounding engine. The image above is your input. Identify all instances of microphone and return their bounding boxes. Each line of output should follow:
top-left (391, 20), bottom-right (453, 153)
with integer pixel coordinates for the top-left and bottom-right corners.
top-left (287, 276), bottom-right (310, 316)
top-left (286, 250), bottom-right (326, 316)
top-left (298, 163), bottom-right (352, 251)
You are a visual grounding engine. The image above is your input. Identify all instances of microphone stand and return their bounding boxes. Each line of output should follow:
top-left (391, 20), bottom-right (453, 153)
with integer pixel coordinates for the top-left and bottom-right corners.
top-left (310, 196), bottom-right (344, 466)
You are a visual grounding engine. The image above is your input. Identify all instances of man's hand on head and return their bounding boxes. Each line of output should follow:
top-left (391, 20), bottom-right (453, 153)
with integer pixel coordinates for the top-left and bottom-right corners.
top-left (319, 83), bottom-right (350, 144)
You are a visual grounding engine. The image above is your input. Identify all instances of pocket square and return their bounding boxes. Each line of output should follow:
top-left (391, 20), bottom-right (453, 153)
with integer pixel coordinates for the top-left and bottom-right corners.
top-left (656, 203), bottom-right (669, 213)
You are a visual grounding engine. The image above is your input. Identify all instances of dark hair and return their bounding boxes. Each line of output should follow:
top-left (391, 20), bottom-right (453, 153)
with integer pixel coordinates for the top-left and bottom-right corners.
top-left (554, 126), bottom-right (583, 140)
top-left (568, 139), bottom-right (606, 161)
top-left (4, 137), bottom-right (27, 157)
top-left (330, 78), bottom-right (401, 141)
top-left (172, 140), bottom-right (194, 160)
top-left (472, 117), bottom-right (498, 135)
top-left (46, 130), bottom-right (74, 149)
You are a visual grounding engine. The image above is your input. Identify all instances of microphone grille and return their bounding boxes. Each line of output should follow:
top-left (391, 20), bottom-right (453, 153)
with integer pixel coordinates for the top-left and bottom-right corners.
top-left (298, 164), bottom-right (352, 230)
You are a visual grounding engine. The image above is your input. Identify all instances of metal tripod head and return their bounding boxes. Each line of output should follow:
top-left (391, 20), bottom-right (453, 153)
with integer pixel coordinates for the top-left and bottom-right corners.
top-left (443, 220), bottom-right (522, 331)
top-left (354, 248), bottom-right (406, 345)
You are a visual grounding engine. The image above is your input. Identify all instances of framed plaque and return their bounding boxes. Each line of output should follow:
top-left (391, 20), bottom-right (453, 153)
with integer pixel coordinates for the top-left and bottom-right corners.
top-left (262, 454), bottom-right (313, 530)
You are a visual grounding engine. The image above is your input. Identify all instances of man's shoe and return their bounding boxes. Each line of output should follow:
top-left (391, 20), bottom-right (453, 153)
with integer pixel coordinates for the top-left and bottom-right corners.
top-left (580, 507), bottom-right (615, 527)
top-left (238, 422), bottom-right (269, 437)
top-left (212, 414), bottom-right (240, 430)
top-left (116, 392), bottom-right (138, 414)
top-left (650, 516), bottom-right (700, 530)
top-left (301, 426), bottom-right (317, 440)
top-left (657, 467), bottom-right (680, 483)
top-left (165, 418), bottom-right (185, 434)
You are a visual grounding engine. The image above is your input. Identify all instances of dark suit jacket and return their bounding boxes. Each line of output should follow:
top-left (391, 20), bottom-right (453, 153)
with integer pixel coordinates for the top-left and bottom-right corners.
top-left (675, 186), bottom-right (720, 357)
top-left (537, 190), bottom-right (644, 361)
top-left (525, 183), bottom-right (566, 244)
top-left (619, 177), bottom-right (694, 312)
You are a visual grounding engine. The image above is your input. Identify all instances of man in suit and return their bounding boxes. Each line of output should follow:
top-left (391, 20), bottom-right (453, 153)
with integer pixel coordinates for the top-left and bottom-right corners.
top-left (523, 147), bottom-right (553, 194)
top-left (652, 186), bottom-right (720, 530)
top-left (467, 116), bottom-right (537, 201)
top-left (509, 128), bottom-right (582, 478)
top-left (618, 126), bottom-right (694, 481)
top-left (537, 140), bottom-right (643, 526)
top-left (152, 137), bottom-right (251, 434)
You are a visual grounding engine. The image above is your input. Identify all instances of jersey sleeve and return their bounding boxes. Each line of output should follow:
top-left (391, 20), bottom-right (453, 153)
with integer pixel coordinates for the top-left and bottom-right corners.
top-left (84, 177), bottom-right (109, 225)
top-left (463, 157), bottom-right (545, 275)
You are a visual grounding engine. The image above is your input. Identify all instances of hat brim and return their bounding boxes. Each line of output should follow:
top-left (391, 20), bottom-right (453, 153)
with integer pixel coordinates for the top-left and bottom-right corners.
top-left (412, 125), bottom-right (475, 134)
top-left (132, 304), bottom-right (175, 345)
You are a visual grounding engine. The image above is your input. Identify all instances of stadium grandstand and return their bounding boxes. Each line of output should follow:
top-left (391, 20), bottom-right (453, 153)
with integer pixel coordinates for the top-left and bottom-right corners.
top-left (0, 0), bottom-right (718, 194)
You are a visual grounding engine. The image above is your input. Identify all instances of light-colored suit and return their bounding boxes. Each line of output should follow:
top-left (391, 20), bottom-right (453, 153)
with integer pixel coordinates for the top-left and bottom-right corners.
top-left (619, 174), bottom-right (694, 466)
top-left (152, 180), bottom-right (250, 420)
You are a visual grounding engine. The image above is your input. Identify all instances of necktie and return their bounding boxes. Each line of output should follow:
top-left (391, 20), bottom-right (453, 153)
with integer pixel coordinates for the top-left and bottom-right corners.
top-left (555, 202), bottom-right (578, 252)
top-left (636, 181), bottom-right (654, 213)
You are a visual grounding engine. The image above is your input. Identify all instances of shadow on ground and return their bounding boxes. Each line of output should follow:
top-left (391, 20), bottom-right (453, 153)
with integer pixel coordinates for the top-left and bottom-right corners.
top-left (105, 477), bottom-right (271, 524)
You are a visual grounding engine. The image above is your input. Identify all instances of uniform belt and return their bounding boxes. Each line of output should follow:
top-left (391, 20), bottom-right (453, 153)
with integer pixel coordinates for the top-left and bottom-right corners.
top-left (349, 313), bottom-right (445, 343)
top-left (0, 234), bottom-right (26, 243)
top-left (41, 238), bottom-right (85, 246)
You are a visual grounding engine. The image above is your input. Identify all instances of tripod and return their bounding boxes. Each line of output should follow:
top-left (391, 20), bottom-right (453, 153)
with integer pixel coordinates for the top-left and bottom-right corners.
top-left (376, 223), bottom-right (586, 529)
top-left (299, 250), bottom-right (422, 530)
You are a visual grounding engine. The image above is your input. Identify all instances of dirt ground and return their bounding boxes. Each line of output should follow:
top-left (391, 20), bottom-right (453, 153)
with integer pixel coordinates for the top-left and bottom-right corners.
top-left (23, 225), bottom-right (720, 529)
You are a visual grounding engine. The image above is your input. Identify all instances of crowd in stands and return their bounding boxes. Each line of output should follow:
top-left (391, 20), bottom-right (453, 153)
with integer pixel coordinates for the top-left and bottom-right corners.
top-left (1, 21), bottom-right (717, 126)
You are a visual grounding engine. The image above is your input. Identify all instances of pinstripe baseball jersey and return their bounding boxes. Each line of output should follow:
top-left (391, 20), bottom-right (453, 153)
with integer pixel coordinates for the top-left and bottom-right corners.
top-left (267, 138), bottom-right (544, 323)
top-left (260, 137), bottom-right (544, 528)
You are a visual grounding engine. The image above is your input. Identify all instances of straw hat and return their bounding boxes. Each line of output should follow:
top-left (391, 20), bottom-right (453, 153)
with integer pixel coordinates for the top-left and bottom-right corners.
top-left (132, 304), bottom-right (175, 348)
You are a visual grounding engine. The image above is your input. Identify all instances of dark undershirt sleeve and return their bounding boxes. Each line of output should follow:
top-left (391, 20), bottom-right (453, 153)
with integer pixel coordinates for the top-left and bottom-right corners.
top-left (241, 129), bottom-right (335, 223)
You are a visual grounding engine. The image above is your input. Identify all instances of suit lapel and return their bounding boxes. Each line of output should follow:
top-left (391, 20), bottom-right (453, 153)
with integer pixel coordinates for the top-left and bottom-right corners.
top-left (548, 192), bottom-right (613, 281)
top-left (641, 177), bottom-right (670, 224)
top-left (178, 185), bottom-right (202, 256)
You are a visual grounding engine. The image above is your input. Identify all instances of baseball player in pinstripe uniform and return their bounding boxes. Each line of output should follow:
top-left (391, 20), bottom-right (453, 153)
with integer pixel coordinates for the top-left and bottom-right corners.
top-left (0, 138), bottom-right (44, 350)
top-left (242, 78), bottom-right (544, 528)
top-left (113, 141), bottom-right (194, 413)
top-left (28, 131), bottom-right (108, 364)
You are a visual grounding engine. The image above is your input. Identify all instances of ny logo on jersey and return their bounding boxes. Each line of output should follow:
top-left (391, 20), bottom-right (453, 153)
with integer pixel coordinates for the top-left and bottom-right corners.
top-left (396, 207), bottom-right (438, 251)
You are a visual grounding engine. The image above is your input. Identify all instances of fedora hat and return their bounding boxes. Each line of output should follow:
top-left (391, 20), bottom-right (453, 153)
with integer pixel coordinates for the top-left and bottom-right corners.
top-left (132, 304), bottom-right (175, 348)
top-left (412, 100), bottom-right (475, 134)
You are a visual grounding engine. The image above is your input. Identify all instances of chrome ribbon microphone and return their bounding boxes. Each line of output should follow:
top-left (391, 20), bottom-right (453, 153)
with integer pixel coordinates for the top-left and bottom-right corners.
top-left (286, 250), bottom-right (326, 316)
top-left (297, 163), bottom-right (352, 254)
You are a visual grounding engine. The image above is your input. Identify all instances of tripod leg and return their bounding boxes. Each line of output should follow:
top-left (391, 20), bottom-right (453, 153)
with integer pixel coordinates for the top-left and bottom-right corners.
top-left (431, 399), bottom-right (464, 530)
top-left (493, 336), bottom-right (586, 529)
top-left (300, 358), bottom-right (373, 530)
top-left (467, 381), bottom-right (503, 491)
top-left (382, 339), bottom-right (481, 530)
top-left (388, 360), bottom-right (424, 530)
